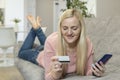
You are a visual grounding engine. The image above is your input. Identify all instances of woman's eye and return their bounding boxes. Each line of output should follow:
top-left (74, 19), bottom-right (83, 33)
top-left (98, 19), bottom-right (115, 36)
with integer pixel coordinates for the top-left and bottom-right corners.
top-left (72, 26), bottom-right (78, 30)
top-left (63, 27), bottom-right (68, 30)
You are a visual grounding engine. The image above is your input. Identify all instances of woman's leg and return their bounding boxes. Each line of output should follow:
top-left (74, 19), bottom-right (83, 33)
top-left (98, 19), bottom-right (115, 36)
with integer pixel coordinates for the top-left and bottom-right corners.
top-left (19, 28), bottom-right (36, 51)
top-left (18, 28), bottom-right (45, 65)
top-left (18, 28), bottom-right (37, 62)
top-left (34, 27), bottom-right (46, 45)
top-left (18, 45), bottom-right (44, 64)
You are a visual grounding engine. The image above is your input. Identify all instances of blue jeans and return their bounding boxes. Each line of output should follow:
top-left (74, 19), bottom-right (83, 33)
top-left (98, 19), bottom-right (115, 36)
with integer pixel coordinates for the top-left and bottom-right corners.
top-left (18, 27), bottom-right (46, 65)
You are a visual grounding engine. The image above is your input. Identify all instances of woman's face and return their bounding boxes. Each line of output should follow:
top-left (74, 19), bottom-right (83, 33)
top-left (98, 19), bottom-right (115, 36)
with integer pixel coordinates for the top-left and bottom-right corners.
top-left (61, 16), bottom-right (81, 45)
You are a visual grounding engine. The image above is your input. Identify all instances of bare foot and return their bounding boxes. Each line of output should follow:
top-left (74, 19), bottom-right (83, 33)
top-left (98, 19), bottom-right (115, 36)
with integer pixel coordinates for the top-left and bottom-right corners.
top-left (27, 15), bottom-right (41, 29)
top-left (37, 16), bottom-right (41, 27)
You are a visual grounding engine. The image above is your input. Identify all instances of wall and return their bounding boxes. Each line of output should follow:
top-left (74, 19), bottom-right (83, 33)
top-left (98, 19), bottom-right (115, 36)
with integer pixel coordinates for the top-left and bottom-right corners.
top-left (53, 0), bottom-right (66, 32)
top-left (5, 0), bottom-right (24, 28)
top-left (86, 0), bottom-right (96, 16)
top-left (4, 0), bottom-right (36, 41)
top-left (36, 0), bottom-right (53, 36)
top-left (5, 0), bottom-right (24, 41)
top-left (96, 0), bottom-right (120, 17)
top-left (36, 0), bottom-right (120, 35)
top-left (0, 0), bottom-right (5, 8)
top-left (24, 0), bottom-right (36, 33)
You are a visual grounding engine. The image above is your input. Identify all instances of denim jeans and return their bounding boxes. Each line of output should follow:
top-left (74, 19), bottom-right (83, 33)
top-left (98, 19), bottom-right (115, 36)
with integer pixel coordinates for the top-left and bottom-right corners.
top-left (18, 27), bottom-right (46, 65)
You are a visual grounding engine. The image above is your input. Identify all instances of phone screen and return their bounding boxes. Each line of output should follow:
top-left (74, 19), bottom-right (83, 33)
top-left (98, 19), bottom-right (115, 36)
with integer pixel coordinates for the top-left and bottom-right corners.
top-left (98, 54), bottom-right (112, 64)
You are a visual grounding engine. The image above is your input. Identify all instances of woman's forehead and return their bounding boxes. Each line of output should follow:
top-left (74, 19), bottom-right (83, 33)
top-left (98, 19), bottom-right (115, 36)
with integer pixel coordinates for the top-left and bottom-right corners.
top-left (61, 17), bottom-right (80, 25)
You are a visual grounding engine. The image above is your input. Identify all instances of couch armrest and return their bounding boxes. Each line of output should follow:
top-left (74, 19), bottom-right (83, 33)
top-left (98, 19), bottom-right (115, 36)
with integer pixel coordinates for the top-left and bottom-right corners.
top-left (15, 58), bottom-right (45, 80)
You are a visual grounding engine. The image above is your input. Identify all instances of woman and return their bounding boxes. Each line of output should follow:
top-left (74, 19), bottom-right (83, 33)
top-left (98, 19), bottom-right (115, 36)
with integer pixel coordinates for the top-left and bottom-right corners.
top-left (18, 9), bottom-right (105, 80)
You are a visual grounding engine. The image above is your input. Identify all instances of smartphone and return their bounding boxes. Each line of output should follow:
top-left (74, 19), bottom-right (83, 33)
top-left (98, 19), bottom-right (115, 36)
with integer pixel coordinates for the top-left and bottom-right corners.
top-left (97, 54), bottom-right (112, 64)
top-left (58, 56), bottom-right (70, 63)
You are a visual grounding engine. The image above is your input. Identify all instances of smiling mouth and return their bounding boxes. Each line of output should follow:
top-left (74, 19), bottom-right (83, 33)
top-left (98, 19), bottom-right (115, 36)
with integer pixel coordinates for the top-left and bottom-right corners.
top-left (67, 36), bottom-right (74, 39)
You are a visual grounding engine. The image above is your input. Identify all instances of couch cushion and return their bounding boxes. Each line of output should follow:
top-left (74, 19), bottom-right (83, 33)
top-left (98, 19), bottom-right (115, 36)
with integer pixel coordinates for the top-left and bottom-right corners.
top-left (85, 16), bottom-right (120, 63)
top-left (15, 58), bottom-right (45, 80)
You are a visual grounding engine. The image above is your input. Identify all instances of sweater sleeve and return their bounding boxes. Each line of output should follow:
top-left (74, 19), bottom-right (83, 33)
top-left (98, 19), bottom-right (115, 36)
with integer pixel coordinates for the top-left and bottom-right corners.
top-left (43, 32), bottom-right (58, 80)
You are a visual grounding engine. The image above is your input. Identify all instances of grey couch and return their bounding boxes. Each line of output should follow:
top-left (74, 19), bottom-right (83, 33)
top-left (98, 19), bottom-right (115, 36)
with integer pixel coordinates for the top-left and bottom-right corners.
top-left (15, 16), bottom-right (120, 80)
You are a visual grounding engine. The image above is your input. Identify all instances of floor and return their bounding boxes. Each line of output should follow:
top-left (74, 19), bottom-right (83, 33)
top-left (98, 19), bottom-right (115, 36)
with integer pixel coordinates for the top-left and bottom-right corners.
top-left (0, 41), bottom-right (22, 67)
top-left (0, 66), bottom-right (24, 80)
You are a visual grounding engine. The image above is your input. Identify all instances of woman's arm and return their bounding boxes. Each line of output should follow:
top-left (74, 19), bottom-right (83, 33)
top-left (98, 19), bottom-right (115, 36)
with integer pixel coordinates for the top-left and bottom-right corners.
top-left (86, 37), bottom-right (106, 77)
top-left (43, 32), bottom-right (63, 80)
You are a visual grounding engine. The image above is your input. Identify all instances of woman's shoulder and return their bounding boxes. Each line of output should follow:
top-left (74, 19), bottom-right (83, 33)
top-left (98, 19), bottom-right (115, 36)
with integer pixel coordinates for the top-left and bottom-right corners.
top-left (86, 36), bottom-right (92, 46)
top-left (47, 32), bottom-right (58, 38)
top-left (86, 36), bottom-right (94, 56)
top-left (45, 32), bottom-right (58, 45)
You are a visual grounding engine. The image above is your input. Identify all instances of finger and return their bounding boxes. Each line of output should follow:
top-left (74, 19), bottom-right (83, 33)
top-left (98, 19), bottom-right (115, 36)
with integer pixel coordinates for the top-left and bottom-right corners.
top-left (51, 56), bottom-right (59, 62)
top-left (92, 64), bottom-right (100, 73)
top-left (99, 62), bottom-right (106, 72)
top-left (53, 67), bottom-right (62, 73)
top-left (54, 64), bottom-right (60, 69)
top-left (53, 64), bottom-right (62, 73)
top-left (56, 67), bottom-right (62, 72)
top-left (95, 63), bottom-right (105, 73)
top-left (92, 64), bottom-right (104, 77)
top-left (92, 67), bottom-right (100, 77)
top-left (99, 61), bottom-right (105, 68)
top-left (53, 61), bottom-right (62, 68)
top-left (95, 63), bottom-right (102, 70)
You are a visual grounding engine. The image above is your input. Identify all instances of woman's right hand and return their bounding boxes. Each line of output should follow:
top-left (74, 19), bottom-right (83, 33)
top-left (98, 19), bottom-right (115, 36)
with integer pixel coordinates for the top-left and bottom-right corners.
top-left (50, 56), bottom-right (63, 79)
top-left (27, 15), bottom-right (41, 29)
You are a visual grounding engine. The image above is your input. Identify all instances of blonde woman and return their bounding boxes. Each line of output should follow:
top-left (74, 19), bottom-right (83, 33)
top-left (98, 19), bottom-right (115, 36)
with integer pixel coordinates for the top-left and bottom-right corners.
top-left (19, 9), bottom-right (105, 80)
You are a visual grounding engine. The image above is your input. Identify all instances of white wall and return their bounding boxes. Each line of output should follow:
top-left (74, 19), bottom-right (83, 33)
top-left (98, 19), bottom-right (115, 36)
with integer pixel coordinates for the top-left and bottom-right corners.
top-left (4, 0), bottom-right (25, 41)
top-left (86, 0), bottom-right (96, 16)
top-left (4, 0), bottom-right (36, 41)
top-left (0, 0), bottom-right (5, 8)
top-left (5, 0), bottom-right (24, 28)
top-left (53, 0), bottom-right (66, 31)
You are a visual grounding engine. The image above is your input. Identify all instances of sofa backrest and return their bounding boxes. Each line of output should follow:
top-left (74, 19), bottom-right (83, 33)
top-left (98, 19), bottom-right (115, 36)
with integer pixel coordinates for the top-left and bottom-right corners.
top-left (85, 16), bottom-right (120, 65)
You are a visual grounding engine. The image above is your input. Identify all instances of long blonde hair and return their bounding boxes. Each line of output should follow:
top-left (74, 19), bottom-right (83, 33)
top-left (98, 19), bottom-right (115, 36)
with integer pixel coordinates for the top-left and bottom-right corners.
top-left (57, 9), bottom-right (87, 76)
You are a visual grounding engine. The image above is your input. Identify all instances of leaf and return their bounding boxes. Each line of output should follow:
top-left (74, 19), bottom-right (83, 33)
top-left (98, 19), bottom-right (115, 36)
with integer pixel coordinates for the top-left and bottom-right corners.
top-left (13, 18), bottom-right (21, 23)
top-left (66, 0), bottom-right (92, 18)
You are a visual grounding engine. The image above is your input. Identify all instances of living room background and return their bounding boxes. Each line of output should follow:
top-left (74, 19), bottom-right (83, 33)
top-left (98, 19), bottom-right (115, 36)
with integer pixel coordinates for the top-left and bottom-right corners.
top-left (1, 0), bottom-right (120, 40)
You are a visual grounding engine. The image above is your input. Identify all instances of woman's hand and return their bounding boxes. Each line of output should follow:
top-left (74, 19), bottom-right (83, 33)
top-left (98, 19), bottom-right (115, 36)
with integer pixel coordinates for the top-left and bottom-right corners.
top-left (92, 61), bottom-right (106, 77)
top-left (27, 15), bottom-right (41, 29)
top-left (50, 56), bottom-right (63, 79)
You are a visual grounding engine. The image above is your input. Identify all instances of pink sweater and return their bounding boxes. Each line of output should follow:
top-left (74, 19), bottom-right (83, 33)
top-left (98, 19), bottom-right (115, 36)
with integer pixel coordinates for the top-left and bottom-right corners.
top-left (36, 32), bottom-right (94, 80)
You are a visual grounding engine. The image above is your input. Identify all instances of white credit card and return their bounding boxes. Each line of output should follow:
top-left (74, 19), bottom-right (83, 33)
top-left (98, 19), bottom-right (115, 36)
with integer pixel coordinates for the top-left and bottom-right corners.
top-left (58, 56), bottom-right (70, 63)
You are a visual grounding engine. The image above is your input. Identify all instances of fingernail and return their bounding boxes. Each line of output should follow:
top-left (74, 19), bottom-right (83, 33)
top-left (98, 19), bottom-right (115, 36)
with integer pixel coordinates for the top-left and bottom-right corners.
top-left (92, 64), bottom-right (95, 67)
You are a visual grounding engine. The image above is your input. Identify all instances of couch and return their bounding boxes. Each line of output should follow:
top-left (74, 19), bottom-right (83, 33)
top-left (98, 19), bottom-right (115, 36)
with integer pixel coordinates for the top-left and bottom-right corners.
top-left (15, 16), bottom-right (120, 80)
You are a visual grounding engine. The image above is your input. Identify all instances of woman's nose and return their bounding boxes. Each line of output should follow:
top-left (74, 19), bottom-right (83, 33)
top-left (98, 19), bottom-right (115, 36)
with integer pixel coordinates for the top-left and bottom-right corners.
top-left (68, 29), bottom-right (72, 35)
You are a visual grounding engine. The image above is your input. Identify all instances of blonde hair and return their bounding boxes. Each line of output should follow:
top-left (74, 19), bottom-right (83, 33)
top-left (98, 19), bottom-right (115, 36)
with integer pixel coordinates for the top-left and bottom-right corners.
top-left (57, 9), bottom-right (87, 76)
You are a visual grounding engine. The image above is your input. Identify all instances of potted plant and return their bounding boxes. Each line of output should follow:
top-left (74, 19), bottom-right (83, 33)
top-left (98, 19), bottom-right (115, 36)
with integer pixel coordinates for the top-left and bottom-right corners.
top-left (66, 0), bottom-right (92, 17)
top-left (0, 9), bottom-right (4, 25)
top-left (12, 18), bottom-right (21, 32)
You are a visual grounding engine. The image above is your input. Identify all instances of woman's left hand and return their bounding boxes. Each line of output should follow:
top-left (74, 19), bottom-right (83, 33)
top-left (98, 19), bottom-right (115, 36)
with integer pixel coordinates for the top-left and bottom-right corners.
top-left (92, 61), bottom-right (106, 77)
